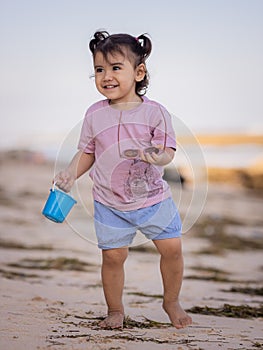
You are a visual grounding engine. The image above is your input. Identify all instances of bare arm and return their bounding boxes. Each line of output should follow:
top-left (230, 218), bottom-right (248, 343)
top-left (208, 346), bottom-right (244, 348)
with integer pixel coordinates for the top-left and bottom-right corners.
top-left (67, 150), bottom-right (95, 179)
top-left (54, 150), bottom-right (95, 192)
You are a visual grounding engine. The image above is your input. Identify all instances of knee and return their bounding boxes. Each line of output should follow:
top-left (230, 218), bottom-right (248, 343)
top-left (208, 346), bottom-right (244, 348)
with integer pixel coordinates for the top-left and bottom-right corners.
top-left (155, 238), bottom-right (183, 260)
top-left (102, 248), bottom-right (128, 266)
top-left (163, 247), bottom-right (182, 261)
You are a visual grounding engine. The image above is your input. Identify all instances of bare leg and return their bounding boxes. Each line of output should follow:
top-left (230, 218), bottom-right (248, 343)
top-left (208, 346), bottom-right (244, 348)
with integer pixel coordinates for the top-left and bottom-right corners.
top-left (153, 238), bottom-right (192, 329)
top-left (99, 247), bottom-right (128, 329)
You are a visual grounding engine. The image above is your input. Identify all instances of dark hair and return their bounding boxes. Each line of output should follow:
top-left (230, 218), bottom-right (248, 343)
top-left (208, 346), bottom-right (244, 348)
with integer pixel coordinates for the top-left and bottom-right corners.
top-left (89, 31), bottom-right (152, 96)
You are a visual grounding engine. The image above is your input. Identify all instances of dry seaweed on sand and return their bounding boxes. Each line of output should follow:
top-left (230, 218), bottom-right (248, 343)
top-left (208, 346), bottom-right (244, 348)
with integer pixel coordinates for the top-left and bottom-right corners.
top-left (185, 274), bottom-right (233, 282)
top-left (64, 313), bottom-right (171, 329)
top-left (221, 286), bottom-right (263, 296)
top-left (92, 316), bottom-right (170, 329)
top-left (185, 266), bottom-right (233, 282)
top-left (87, 332), bottom-right (192, 345)
top-left (193, 217), bottom-right (263, 254)
top-left (127, 291), bottom-right (163, 299)
top-left (50, 330), bottom-right (193, 345)
top-left (187, 303), bottom-right (263, 319)
top-left (0, 268), bottom-right (45, 280)
top-left (190, 266), bottom-right (231, 275)
top-left (7, 257), bottom-right (97, 271)
top-left (123, 316), bottom-right (171, 329)
top-left (0, 238), bottom-right (53, 251)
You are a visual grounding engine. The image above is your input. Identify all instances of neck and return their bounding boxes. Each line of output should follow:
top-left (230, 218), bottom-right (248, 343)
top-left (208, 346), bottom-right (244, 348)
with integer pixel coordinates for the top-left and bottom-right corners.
top-left (109, 97), bottom-right (143, 110)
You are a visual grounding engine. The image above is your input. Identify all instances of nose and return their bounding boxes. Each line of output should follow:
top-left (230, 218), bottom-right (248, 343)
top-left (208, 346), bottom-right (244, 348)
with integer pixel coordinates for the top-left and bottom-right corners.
top-left (103, 69), bottom-right (113, 81)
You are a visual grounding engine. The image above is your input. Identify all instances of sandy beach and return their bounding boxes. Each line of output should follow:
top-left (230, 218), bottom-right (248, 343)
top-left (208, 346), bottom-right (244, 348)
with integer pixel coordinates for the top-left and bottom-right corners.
top-left (0, 150), bottom-right (262, 350)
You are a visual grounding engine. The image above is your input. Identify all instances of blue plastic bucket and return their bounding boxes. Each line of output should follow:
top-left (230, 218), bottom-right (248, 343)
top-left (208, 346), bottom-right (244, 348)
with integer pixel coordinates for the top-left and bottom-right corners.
top-left (42, 186), bottom-right (77, 223)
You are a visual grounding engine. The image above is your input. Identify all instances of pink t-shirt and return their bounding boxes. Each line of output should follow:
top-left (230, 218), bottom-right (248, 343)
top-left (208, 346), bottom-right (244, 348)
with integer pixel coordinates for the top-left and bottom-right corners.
top-left (78, 96), bottom-right (176, 211)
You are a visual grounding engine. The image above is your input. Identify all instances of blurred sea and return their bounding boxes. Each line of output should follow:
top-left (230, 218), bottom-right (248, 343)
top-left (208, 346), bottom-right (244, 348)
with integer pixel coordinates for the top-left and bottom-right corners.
top-left (1, 130), bottom-right (263, 170)
top-left (37, 142), bottom-right (263, 170)
top-left (195, 144), bottom-right (263, 168)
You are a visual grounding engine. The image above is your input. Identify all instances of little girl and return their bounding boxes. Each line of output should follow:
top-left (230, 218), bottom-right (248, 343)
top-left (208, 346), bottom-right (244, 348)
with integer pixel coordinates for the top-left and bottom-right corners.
top-left (54, 30), bottom-right (192, 330)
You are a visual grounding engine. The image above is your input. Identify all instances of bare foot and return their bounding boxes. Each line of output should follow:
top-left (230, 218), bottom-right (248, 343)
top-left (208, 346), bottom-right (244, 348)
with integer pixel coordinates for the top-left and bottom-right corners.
top-left (163, 300), bottom-right (192, 329)
top-left (99, 312), bottom-right (125, 329)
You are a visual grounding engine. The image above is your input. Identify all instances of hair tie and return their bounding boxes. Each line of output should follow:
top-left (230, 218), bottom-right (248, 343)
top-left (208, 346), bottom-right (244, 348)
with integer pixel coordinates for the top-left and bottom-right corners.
top-left (135, 36), bottom-right (144, 47)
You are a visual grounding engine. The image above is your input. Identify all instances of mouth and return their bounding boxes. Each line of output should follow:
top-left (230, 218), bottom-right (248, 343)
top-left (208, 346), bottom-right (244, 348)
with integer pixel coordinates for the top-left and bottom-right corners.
top-left (103, 84), bottom-right (118, 89)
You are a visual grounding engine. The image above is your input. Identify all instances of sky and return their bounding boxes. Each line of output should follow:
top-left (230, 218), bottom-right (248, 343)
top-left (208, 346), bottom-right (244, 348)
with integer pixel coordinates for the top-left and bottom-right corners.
top-left (1, 0), bottom-right (263, 150)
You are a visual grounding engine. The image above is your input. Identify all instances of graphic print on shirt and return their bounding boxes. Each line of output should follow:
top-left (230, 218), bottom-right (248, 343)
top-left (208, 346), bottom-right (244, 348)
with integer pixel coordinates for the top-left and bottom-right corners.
top-left (77, 98), bottom-right (176, 210)
top-left (124, 159), bottom-right (163, 200)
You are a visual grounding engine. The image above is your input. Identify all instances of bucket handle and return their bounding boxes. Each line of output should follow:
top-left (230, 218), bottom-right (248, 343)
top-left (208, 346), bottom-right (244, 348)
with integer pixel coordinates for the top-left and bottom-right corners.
top-left (51, 181), bottom-right (74, 197)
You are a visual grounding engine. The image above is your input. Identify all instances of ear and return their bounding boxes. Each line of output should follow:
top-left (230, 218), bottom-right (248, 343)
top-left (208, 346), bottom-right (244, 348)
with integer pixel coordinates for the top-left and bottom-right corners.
top-left (135, 63), bottom-right (146, 82)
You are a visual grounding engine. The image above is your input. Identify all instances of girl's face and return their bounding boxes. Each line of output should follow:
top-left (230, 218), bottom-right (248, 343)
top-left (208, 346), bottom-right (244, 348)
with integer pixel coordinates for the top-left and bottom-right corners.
top-left (93, 50), bottom-right (146, 106)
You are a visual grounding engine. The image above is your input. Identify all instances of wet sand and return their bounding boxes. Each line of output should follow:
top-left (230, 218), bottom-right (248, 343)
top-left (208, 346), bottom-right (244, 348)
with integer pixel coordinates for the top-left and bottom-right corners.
top-left (0, 151), bottom-right (262, 349)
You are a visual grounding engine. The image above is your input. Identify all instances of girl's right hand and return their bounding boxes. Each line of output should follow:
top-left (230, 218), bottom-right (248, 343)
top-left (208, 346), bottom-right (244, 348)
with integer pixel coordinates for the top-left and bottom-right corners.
top-left (53, 170), bottom-right (76, 193)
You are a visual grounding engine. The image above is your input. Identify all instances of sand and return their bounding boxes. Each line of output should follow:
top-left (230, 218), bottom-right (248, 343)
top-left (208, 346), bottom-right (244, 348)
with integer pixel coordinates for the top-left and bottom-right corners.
top-left (0, 151), bottom-right (262, 350)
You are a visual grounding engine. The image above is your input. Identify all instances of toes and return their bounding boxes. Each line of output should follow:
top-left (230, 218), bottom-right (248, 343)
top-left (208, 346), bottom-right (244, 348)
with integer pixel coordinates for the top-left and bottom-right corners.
top-left (99, 321), bottom-right (123, 329)
top-left (179, 316), bottom-right (192, 328)
top-left (99, 314), bottom-right (124, 330)
top-left (174, 322), bottom-right (184, 329)
top-left (173, 315), bottom-right (192, 329)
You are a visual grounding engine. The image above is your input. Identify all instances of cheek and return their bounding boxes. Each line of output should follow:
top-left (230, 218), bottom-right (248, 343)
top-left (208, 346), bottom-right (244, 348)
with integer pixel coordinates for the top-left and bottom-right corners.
top-left (95, 77), bottom-right (102, 89)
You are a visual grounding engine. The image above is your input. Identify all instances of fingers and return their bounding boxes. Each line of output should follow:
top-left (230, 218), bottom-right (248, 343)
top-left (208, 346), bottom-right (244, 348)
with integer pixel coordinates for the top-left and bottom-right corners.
top-left (53, 171), bottom-right (75, 193)
top-left (139, 149), bottom-right (160, 164)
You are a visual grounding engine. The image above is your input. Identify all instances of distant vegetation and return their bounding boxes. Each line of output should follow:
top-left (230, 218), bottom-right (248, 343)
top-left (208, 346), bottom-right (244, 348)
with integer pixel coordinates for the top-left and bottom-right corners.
top-left (178, 133), bottom-right (263, 145)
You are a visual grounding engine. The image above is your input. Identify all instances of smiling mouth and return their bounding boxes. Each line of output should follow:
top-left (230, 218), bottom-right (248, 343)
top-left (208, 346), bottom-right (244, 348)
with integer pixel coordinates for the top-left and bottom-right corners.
top-left (103, 85), bottom-right (118, 89)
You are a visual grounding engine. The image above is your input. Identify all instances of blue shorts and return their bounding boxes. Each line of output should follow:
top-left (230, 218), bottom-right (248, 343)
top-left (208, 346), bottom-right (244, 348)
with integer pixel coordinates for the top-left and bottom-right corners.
top-left (94, 197), bottom-right (182, 250)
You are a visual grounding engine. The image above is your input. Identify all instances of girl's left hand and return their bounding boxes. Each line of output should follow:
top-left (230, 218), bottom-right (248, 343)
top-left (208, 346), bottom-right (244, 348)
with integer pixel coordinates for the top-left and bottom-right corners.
top-left (139, 145), bottom-right (174, 166)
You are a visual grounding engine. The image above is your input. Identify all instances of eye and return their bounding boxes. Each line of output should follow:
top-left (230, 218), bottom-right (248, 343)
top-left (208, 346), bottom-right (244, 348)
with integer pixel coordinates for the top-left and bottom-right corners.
top-left (112, 65), bottom-right (121, 71)
top-left (95, 67), bottom-right (103, 73)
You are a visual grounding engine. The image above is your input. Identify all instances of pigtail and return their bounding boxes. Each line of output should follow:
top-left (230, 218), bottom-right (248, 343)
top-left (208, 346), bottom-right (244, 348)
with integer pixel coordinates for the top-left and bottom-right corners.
top-left (135, 34), bottom-right (152, 96)
top-left (89, 31), bottom-right (109, 54)
top-left (136, 34), bottom-right (152, 60)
